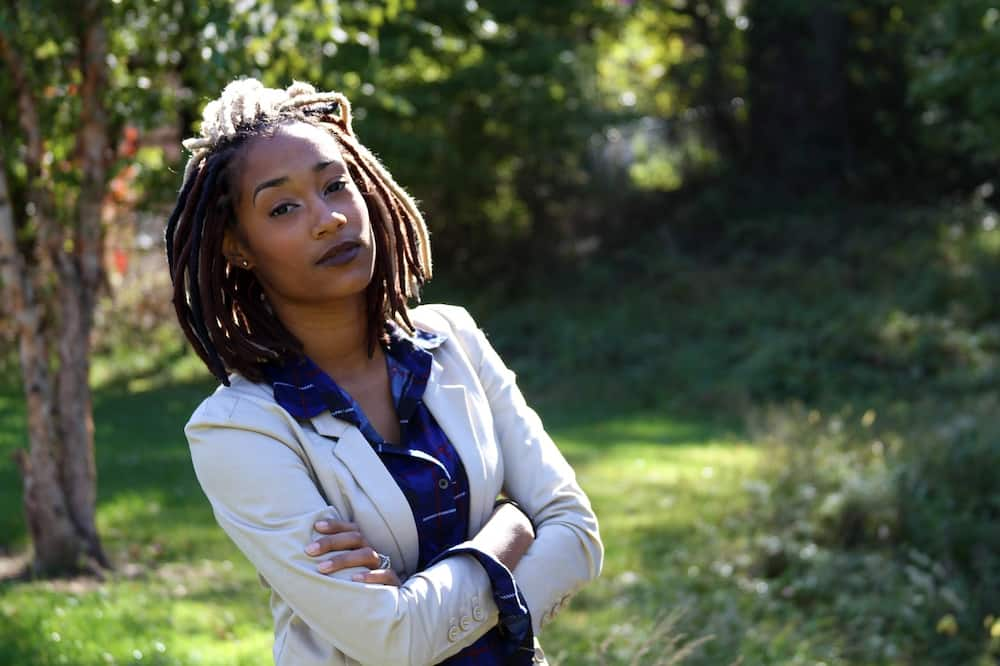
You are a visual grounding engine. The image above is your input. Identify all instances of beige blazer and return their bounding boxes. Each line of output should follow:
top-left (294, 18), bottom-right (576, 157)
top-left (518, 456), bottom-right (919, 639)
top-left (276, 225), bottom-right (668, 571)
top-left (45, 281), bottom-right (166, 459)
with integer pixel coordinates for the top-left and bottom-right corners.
top-left (185, 304), bottom-right (603, 666)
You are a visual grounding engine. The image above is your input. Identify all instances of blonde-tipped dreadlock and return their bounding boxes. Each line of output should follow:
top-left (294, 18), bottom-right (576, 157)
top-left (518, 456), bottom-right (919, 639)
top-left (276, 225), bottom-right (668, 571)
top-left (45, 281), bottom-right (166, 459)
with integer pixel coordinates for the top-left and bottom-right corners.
top-left (165, 79), bottom-right (433, 385)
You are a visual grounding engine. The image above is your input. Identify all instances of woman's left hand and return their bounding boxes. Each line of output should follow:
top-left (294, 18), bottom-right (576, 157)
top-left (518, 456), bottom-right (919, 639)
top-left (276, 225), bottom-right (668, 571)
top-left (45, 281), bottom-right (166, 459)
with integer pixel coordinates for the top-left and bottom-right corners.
top-left (309, 520), bottom-right (402, 586)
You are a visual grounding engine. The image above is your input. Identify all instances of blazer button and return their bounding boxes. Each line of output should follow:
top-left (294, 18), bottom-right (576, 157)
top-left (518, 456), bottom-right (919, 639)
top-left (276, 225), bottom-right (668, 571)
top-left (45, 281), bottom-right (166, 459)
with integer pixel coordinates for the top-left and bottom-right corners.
top-left (533, 646), bottom-right (546, 663)
top-left (438, 478), bottom-right (450, 490)
top-left (459, 615), bottom-right (471, 631)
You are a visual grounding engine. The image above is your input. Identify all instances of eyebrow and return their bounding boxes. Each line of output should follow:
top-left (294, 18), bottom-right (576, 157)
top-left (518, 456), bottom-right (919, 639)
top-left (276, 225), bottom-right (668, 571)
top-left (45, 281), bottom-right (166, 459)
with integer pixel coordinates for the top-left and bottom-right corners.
top-left (252, 160), bottom-right (340, 205)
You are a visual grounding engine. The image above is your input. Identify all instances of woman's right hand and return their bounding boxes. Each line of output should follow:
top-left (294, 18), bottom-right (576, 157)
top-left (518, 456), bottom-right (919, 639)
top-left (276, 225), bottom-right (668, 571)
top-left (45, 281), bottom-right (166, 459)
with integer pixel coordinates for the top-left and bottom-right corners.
top-left (307, 520), bottom-right (401, 586)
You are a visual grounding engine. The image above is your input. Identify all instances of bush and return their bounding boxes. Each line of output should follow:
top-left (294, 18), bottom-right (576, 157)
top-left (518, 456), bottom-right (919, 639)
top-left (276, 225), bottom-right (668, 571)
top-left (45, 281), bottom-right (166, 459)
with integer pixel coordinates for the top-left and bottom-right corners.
top-left (744, 400), bottom-right (1000, 664)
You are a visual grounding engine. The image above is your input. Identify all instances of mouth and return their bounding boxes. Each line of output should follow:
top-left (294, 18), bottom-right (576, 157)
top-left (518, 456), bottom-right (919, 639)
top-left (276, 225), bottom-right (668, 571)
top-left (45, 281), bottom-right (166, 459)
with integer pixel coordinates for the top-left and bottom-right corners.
top-left (315, 240), bottom-right (362, 267)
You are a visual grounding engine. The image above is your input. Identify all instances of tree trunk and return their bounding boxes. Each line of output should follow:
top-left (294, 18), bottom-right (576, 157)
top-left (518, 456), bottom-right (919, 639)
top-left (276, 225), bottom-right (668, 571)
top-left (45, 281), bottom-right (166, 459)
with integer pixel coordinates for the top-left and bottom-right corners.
top-left (53, 0), bottom-right (111, 570)
top-left (745, 1), bottom-right (850, 189)
top-left (687, 7), bottom-right (745, 163)
top-left (0, 1), bottom-right (110, 576)
top-left (0, 137), bottom-right (86, 575)
top-left (53, 270), bottom-right (107, 570)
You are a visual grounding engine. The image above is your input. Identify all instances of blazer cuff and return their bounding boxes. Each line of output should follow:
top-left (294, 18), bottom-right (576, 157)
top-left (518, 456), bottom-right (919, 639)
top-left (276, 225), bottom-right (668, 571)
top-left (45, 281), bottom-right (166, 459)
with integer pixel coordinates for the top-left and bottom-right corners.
top-left (428, 545), bottom-right (535, 662)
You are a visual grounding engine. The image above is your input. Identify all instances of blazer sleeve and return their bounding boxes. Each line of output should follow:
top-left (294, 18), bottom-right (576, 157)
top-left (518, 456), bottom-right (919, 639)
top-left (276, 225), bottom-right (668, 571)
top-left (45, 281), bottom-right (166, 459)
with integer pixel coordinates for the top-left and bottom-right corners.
top-left (185, 391), bottom-right (501, 666)
top-left (430, 304), bottom-right (604, 635)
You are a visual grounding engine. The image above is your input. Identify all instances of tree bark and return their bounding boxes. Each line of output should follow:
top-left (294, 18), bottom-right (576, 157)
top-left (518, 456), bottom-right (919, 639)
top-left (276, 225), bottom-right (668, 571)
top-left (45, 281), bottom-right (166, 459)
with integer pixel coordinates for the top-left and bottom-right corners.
top-left (0, 132), bottom-right (84, 575)
top-left (53, 0), bottom-right (111, 570)
top-left (744, 1), bottom-right (850, 189)
top-left (0, 2), bottom-right (110, 576)
top-left (686, 7), bottom-right (745, 163)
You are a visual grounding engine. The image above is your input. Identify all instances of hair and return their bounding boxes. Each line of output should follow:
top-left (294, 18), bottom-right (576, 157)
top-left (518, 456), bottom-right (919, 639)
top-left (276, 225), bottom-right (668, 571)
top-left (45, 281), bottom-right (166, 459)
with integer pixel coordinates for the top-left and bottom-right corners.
top-left (165, 79), bottom-right (432, 385)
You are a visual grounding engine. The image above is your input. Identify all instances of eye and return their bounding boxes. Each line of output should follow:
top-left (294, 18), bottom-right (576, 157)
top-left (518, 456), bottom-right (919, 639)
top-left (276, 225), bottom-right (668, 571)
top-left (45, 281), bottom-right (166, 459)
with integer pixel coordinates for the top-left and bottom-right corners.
top-left (324, 179), bottom-right (348, 196)
top-left (269, 202), bottom-right (298, 218)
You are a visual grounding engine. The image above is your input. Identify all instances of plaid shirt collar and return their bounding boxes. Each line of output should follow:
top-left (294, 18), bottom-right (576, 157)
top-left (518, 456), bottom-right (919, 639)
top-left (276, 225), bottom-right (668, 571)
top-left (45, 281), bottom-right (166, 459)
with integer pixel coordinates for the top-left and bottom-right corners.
top-left (263, 321), bottom-right (446, 423)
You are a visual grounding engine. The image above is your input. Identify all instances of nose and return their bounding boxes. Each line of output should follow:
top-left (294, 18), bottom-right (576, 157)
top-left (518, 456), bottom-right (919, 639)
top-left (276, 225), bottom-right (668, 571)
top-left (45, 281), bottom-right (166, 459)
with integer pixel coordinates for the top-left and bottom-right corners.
top-left (313, 203), bottom-right (348, 239)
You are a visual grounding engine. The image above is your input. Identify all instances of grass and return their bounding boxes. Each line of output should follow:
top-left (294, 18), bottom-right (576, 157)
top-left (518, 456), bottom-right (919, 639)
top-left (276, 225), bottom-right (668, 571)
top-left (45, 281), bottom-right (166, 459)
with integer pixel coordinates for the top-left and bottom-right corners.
top-left (3, 197), bottom-right (1000, 664)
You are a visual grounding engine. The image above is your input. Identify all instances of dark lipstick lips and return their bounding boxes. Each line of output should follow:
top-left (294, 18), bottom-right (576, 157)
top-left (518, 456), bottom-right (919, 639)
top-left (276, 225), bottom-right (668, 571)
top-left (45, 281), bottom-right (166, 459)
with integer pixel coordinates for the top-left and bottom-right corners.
top-left (315, 241), bottom-right (361, 267)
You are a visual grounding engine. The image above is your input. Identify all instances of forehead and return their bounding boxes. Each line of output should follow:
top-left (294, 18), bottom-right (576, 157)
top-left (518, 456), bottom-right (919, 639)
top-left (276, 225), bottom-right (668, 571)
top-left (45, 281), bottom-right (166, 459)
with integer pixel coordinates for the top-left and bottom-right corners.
top-left (239, 121), bottom-right (346, 184)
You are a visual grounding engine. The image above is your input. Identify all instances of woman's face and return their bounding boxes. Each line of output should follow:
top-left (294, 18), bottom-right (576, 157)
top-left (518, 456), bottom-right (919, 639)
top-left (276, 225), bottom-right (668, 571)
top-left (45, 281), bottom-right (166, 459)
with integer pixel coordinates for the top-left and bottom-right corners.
top-left (225, 121), bottom-right (376, 313)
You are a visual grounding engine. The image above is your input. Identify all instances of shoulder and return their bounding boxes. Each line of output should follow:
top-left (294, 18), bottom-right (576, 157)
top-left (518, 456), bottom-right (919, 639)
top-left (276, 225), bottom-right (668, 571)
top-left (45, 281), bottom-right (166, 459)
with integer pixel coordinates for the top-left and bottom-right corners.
top-left (409, 303), bottom-right (490, 365)
top-left (184, 374), bottom-right (311, 491)
top-left (408, 303), bottom-right (480, 336)
top-left (186, 373), bottom-right (295, 436)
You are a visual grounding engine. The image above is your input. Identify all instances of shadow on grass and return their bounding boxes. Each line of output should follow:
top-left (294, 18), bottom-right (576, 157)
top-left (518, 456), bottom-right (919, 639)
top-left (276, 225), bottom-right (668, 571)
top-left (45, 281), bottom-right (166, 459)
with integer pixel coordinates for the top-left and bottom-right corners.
top-left (0, 621), bottom-right (61, 666)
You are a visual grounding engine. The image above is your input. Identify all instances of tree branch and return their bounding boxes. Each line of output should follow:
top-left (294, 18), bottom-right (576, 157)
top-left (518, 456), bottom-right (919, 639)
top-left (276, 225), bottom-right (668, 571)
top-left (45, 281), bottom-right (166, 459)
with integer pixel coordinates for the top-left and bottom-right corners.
top-left (75, 0), bottom-right (110, 290)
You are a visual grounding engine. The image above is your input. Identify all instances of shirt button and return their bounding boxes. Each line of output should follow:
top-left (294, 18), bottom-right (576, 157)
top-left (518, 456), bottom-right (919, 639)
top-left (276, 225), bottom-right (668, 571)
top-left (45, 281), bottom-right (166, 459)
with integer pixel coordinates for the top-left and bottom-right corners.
top-left (472, 605), bottom-right (485, 622)
top-left (447, 624), bottom-right (459, 642)
top-left (459, 615), bottom-right (471, 630)
top-left (438, 478), bottom-right (450, 490)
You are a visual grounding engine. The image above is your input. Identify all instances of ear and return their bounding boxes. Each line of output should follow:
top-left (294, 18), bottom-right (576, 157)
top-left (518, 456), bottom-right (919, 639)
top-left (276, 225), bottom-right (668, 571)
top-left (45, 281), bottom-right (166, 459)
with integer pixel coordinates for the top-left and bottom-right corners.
top-left (222, 227), bottom-right (254, 270)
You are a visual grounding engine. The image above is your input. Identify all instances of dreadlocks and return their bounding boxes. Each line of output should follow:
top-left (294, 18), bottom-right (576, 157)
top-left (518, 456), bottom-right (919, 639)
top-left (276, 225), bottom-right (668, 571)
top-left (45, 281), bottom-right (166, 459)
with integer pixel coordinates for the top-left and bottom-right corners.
top-left (165, 79), bottom-right (432, 385)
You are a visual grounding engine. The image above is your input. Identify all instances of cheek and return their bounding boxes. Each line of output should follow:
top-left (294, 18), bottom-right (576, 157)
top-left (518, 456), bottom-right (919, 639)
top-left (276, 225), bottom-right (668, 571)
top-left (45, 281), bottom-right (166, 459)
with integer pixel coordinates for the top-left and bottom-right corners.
top-left (250, 234), bottom-right (296, 269)
top-left (241, 229), bottom-right (303, 288)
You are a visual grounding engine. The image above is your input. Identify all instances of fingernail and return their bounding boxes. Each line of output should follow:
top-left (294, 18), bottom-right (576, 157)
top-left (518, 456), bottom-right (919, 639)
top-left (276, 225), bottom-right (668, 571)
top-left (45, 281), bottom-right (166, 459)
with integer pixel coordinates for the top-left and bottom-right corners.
top-left (319, 562), bottom-right (332, 573)
top-left (352, 574), bottom-right (364, 582)
top-left (306, 542), bottom-right (320, 555)
top-left (315, 521), bottom-right (329, 530)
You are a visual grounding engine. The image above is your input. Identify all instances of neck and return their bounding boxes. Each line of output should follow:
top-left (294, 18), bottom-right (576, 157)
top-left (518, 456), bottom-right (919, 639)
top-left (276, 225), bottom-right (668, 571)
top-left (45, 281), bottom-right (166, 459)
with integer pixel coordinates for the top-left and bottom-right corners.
top-left (272, 292), bottom-right (380, 382)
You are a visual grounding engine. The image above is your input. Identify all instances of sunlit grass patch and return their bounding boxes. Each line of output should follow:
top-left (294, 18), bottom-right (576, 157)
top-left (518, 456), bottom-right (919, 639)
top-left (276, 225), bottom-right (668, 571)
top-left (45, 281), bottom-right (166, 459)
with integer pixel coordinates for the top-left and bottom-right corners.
top-left (0, 376), bottom-right (275, 666)
top-left (542, 416), bottom-right (761, 665)
top-left (0, 558), bottom-right (272, 666)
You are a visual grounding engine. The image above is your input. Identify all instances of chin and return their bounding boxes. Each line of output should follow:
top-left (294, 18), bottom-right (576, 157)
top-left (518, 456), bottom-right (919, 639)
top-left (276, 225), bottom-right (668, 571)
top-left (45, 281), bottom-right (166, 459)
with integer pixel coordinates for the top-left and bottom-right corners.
top-left (327, 257), bottom-right (376, 300)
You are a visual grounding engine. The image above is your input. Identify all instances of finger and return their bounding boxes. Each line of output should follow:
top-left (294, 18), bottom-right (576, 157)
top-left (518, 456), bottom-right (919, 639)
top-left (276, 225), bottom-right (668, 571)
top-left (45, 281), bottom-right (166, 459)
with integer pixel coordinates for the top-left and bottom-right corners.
top-left (305, 531), bottom-right (368, 556)
top-left (352, 569), bottom-right (402, 587)
top-left (317, 546), bottom-right (379, 574)
top-left (313, 519), bottom-right (359, 534)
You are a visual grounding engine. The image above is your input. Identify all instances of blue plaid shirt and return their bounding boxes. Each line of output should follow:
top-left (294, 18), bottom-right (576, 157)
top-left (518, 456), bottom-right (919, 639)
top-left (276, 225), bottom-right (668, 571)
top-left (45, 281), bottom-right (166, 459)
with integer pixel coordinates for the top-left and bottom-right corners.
top-left (264, 322), bottom-right (533, 665)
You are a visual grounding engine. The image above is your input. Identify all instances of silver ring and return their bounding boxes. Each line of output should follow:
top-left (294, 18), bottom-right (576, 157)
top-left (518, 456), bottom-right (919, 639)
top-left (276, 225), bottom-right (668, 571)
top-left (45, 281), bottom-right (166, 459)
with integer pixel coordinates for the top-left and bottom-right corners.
top-left (376, 552), bottom-right (391, 570)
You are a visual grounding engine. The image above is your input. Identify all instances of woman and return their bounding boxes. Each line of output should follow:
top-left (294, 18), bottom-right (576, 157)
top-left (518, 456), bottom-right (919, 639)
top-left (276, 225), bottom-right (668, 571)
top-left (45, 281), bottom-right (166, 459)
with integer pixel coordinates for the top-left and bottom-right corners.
top-left (167, 79), bottom-right (602, 666)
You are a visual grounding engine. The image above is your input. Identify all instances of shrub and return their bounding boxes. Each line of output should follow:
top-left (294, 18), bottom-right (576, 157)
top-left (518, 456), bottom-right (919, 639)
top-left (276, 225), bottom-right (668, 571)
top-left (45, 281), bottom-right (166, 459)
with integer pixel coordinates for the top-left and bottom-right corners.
top-left (745, 400), bottom-right (1000, 663)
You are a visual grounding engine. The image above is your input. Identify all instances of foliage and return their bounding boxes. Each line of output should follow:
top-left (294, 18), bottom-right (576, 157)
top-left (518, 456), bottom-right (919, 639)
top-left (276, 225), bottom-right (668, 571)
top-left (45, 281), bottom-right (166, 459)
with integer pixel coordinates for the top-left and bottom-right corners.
top-left (6, 0), bottom-right (1000, 279)
top-left (909, 0), bottom-right (1000, 183)
top-left (744, 399), bottom-right (1000, 664)
top-left (6, 0), bottom-right (998, 280)
top-left (593, 1), bottom-right (744, 192)
top-left (83, 0), bottom-right (622, 270)
top-left (588, 0), bottom-right (1000, 200)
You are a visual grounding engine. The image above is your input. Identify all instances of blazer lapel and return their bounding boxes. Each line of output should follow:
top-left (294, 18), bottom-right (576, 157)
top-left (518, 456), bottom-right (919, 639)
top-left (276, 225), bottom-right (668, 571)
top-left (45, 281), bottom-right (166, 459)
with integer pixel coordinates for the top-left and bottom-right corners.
top-left (310, 411), bottom-right (419, 576)
top-left (422, 356), bottom-right (493, 536)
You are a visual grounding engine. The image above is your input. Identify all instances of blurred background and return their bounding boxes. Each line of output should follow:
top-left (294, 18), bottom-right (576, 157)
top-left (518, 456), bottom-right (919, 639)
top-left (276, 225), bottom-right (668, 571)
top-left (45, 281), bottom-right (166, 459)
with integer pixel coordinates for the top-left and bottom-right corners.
top-left (2, 0), bottom-right (1000, 664)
